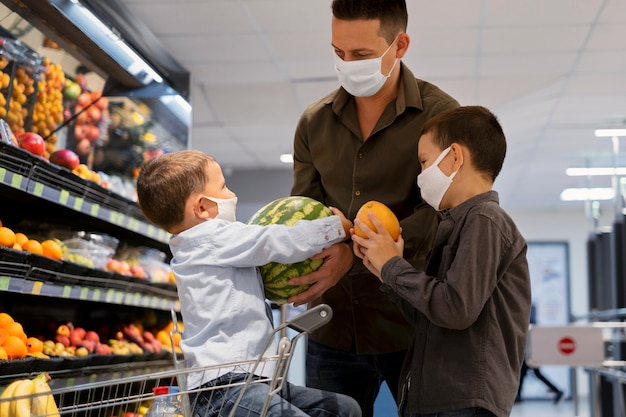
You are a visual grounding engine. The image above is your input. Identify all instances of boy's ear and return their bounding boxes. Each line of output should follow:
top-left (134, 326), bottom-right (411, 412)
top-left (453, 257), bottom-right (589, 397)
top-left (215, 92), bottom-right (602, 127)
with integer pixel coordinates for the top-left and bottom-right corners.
top-left (450, 143), bottom-right (465, 171)
top-left (194, 195), bottom-right (215, 219)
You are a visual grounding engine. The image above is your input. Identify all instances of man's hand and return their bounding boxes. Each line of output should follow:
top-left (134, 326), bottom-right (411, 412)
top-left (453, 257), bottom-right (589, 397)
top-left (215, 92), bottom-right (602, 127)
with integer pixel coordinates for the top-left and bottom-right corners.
top-left (287, 242), bottom-right (353, 307)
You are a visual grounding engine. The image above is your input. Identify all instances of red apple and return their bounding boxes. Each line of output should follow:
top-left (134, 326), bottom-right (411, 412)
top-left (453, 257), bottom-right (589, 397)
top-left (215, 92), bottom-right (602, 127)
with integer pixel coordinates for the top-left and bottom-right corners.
top-left (49, 149), bottom-right (80, 170)
top-left (95, 343), bottom-right (112, 355)
top-left (17, 132), bottom-right (45, 156)
top-left (55, 334), bottom-right (70, 347)
top-left (86, 125), bottom-right (100, 142)
top-left (85, 330), bottom-right (100, 344)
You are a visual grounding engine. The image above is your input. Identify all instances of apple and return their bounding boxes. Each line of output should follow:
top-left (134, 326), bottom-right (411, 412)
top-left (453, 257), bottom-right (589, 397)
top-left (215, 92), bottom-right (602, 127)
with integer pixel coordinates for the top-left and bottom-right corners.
top-left (77, 92), bottom-right (91, 108)
top-left (130, 265), bottom-right (146, 279)
top-left (17, 132), bottom-right (46, 156)
top-left (63, 81), bottom-right (81, 100)
top-left (49, 149), bottom-right (80, 170)
top-left (87, 106), bottom-right (101, 123)
top-left (57, 324), bottom-right (71, 336)
top-left (85, 330), bottom-right (100, 344)
top-left (95, 343), bottom-right (112, 355)
top-left (85, 125), bottom-right (100, 142)
top-left (55, 334), bottom-right (70, 347)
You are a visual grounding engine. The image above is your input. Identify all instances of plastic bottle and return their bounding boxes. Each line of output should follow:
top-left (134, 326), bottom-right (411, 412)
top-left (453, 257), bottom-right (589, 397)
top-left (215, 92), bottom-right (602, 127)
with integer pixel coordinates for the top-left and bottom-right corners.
top-left (145, 386), bottom-right (183, 417)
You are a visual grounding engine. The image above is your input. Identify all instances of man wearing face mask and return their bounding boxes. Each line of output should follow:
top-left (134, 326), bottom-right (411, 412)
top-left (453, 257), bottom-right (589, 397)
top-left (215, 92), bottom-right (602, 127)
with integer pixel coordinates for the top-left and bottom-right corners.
top-left (288, 1), bottom-right (459, 416)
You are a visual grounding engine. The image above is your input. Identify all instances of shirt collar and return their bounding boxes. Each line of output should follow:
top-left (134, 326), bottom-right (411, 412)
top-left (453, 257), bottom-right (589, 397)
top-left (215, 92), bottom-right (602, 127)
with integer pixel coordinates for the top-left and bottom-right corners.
top-left (444, 190), bottom-right (500, 222)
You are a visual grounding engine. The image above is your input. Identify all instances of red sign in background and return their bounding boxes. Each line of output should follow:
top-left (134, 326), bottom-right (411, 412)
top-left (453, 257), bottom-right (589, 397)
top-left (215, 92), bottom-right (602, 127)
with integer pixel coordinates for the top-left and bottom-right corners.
top-left (557, 336), bottom-right (576, 355)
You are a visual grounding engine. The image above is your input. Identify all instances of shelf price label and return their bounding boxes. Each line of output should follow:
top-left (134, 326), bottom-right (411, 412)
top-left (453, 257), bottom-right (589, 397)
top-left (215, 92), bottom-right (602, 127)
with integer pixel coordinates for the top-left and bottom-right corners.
top-left (0, 276), bottom-right (10, 291)
top-left (73, 197), bottom-right (84, 211)
top-left (92, 288), bottom-right (101, 301)
top-left (59, 189), bottom-right (70, 205)
top-left (31, 281), bottom-right (43, 295)
top-left (32, 181), bottom-right (44, 197)
top-left (79, 287), bottom-right (89, 300)
top-left (90, 203), bottom-right (100, 217)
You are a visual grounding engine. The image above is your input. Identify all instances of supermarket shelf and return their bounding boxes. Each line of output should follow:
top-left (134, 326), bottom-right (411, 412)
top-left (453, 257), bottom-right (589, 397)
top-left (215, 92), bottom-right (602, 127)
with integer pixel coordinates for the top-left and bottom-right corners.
top-left (0, 252), bottom-right (180, 311)
top-left (0, 143), bottom-right (170, 245)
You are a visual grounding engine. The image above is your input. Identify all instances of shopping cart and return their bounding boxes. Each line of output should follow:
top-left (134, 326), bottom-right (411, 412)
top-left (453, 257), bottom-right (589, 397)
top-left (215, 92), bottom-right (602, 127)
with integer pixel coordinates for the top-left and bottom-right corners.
top-left (0, 303), bottom-right (333, 417)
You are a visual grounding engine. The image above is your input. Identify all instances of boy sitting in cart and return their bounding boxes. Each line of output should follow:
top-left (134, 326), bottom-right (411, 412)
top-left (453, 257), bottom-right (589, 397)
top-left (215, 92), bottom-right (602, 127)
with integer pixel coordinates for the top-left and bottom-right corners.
top-left (136, 150), bottom-right (361, 417)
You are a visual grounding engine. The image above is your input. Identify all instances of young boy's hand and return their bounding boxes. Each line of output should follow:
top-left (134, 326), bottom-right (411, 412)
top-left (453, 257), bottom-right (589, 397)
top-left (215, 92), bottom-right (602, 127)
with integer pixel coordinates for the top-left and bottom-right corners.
top-left (329, 206), bottom-right (353, 239)
top-left (352, 213), bottom-right (404, 281)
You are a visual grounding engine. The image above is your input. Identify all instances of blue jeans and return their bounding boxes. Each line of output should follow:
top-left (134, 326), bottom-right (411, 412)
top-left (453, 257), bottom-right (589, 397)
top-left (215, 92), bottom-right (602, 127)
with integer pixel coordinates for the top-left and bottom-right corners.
top-left (405, 408), bottom-right (496, 417)
top-left (305, 339), bottom-right (406, 417)
top-left (189, 372), bottom-right (361, 417)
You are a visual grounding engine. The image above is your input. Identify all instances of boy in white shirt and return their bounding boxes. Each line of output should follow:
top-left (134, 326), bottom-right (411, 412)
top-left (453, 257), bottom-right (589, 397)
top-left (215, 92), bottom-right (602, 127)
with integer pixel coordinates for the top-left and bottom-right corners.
top-left (136, 150), bottom-right (360, 417)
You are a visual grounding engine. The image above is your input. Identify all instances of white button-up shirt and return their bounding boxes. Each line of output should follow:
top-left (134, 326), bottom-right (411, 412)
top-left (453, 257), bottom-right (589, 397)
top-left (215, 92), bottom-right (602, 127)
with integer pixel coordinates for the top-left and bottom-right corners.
top-left (169, 216), bottom-right (345, 389)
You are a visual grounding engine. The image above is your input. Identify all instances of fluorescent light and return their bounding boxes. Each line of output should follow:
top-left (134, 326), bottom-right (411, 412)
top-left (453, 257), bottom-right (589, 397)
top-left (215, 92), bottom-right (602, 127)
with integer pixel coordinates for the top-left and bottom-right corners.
top-left (280, 154), bottom-right (293, 164)
top-left (566, 167), bottom-right (626, 176)
top-left (50, 0), bottom-right (163, 85)
top-left (595, 129), bottom-right (626, 137)
top-left (560, 188), bottom-right (615, 201)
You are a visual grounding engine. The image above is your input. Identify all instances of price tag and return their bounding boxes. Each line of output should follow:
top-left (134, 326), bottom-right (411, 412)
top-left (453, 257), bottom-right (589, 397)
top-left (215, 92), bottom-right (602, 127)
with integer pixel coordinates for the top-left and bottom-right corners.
top-left (10, 172), bottom-right (23, 190)
top-left (79, 287), bottom-right (89, 300)
top-left (59, 189), bottom-right (69, 205)
top-left (90, 203), bottom-right (100, 217)
top-left (106, 289), bottom-right (115, 303)
top-left (0, 167), bottom-right (5, 183)
top-left (31, 281), bottom-right (43, 295)
top-left (0, 276), bottom-right (10, 291)
top-left (92, 288), bottom-right (101, 301)
top-left (32, 182), bottom-right (44, 197)
top-left (73, 197), bottom-right (84, 211)
top-left (62, 285), bottom-right (71, 298)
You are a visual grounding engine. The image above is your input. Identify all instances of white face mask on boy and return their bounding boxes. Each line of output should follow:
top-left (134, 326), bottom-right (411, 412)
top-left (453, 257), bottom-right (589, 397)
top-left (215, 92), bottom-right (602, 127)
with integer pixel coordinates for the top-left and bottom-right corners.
top-left (205, 196), bottom-right (238, 222)
top-left (333, 38), bottom-right (399, 97)
top-left (417, 147), bottom-right (458, 211)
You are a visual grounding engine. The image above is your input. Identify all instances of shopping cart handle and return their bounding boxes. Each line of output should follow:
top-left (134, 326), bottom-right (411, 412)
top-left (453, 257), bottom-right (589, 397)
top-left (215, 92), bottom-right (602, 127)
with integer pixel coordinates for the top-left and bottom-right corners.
top-left (286, 304), bottom-right (333, 333)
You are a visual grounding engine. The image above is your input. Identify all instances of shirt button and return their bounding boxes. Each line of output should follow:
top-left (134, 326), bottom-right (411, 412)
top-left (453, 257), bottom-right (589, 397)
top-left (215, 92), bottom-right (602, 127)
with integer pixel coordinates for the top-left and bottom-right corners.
top-left (355, 190), bottom-right (361, 196)
top-left (324, 235), bottom-right (329, 240)
top-left (358, 153), bottom-right (364, 159)
top-left (353, 299), bottom-right (359, 305)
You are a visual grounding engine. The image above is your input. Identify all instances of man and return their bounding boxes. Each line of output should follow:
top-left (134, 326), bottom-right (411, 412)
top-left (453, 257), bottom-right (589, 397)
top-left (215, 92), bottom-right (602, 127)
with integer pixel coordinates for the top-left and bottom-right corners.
top-left (288, 1), bottom-right (459, 416)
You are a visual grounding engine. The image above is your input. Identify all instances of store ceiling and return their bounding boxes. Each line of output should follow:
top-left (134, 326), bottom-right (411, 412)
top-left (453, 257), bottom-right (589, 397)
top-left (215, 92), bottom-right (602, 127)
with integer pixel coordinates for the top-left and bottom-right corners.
top-left (118, 0), bottom-right (626, 212)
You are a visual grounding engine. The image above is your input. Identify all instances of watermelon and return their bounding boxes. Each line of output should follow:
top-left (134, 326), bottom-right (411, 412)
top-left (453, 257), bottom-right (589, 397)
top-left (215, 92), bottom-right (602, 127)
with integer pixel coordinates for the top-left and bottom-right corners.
top-left (247, 196), bottom-right (333, 303)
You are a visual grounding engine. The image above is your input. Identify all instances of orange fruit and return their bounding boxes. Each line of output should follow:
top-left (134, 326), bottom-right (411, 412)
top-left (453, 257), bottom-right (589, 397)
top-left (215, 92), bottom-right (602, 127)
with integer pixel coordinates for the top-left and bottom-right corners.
top-left (41, 239), bottom-right (63, 260)
top-left (2, 335), bottom-right (27, 359)
top-left (26, 336), bottom-right (43, 354)
top-left (354, 201), bottom-right (401, 240)
top-left (12, 243), bottom-right (22, 251)
top-left (5, 321), bottom-right (27, 342)
top-left (0, 327), bottom-right (8, 345)
top-left (0, 226), bottom-right (16, 247)
top-left (0, 346), bottom-right (7, 360)
top-left (0, 312), bottom-right (14, 328)
top-left (22, 239), bottom-right (43, 255)
top-left (14, 232), bottom-right (28, 247)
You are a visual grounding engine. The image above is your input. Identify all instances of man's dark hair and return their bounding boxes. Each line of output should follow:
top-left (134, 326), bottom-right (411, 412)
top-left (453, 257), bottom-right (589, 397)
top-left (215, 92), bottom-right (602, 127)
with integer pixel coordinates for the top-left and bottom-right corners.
top-left (420, 106), bottom-right (507, 181)
top-left (331, 0), bottom-right (408, 43)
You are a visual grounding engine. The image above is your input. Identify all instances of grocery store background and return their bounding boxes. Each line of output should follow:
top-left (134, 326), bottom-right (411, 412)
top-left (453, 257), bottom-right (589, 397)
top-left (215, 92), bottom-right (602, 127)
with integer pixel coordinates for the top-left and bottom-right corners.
top-left (1, 0), bottom-right (626, 416)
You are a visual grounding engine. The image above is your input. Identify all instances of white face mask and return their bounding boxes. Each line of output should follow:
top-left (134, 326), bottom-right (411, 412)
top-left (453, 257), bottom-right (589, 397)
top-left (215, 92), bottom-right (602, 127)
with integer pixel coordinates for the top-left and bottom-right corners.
top-left (333, 38), bottom-right (399, 97)
top-left (417, 147), bottom-right (458, 211)
top-left (205, 196), bottom-right (238, 222)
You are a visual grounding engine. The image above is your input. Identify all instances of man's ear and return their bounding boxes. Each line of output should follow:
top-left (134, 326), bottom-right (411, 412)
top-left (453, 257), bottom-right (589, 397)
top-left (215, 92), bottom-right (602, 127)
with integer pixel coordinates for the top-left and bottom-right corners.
top-left (396, 32), bottom-right (410, 59)
top-left (194, 195), bottom-right (215, 219)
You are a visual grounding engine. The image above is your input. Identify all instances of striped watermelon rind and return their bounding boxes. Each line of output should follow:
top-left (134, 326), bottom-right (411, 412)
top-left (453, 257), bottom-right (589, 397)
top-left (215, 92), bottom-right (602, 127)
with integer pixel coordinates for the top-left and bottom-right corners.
top-left (247, 196), bottom-right (332, 303)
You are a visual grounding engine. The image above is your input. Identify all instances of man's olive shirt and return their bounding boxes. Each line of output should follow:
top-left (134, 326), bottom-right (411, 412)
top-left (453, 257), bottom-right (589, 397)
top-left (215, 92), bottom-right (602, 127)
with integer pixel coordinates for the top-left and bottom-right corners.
top-left (291, 63), bottom-right (459, 354)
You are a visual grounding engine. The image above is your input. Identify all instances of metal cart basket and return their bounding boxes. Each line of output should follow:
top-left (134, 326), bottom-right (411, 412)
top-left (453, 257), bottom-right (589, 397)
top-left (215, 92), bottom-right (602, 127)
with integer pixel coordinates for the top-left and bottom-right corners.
top-left (0, 304), bottom-right (333, 417)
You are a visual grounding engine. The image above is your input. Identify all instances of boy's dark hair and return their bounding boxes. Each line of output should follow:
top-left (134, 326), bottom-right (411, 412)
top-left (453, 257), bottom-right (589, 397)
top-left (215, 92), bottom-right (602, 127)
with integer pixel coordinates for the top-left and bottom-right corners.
top-left (136, 150), bottom-right (215, 231)
top-left (331, 0), bottom-right (408, 43)
top-left (420, 106), bottom-right (506, 181)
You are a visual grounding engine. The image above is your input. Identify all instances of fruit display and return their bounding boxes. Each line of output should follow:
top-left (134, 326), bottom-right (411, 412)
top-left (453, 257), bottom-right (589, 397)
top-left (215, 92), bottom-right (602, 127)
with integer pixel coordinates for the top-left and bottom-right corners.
top-left (354, 200), bottom-right (401, 240)
top-left (6, 67), bottom-right (36, 135)
top-left (246, 196), bottom-right (334, 303)
top-left (31, 58), bottom-right (65, 156)
top-left (0, 373), bottom-right (59, 417)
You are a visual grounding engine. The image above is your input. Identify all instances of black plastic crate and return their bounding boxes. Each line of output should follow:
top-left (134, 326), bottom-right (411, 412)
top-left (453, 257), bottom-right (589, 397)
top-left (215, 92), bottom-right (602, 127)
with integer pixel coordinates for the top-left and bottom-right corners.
top-left (0, 142), bottom-right (34, 177)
